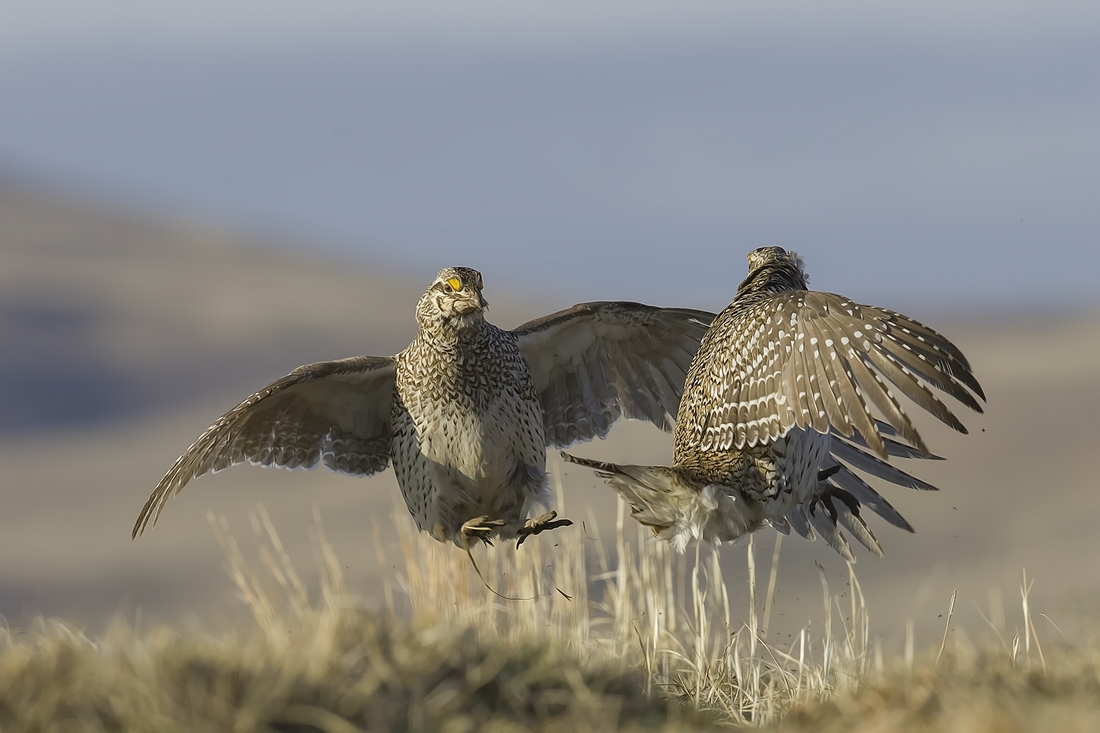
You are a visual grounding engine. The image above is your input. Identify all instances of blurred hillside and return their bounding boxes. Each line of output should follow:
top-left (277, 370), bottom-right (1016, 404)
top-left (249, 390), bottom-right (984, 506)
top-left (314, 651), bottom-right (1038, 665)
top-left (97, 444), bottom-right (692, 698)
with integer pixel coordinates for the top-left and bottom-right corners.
top-left (0, 183), bottom-right (419, 429)
top-left (2, 184), bottom-right (1099, 652)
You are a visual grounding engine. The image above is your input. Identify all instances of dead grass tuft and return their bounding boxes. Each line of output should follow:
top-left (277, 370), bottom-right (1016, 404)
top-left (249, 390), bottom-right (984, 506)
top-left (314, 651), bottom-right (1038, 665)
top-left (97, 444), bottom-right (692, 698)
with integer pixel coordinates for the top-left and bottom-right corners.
top-left (770, 649), bottom-right (1100, 733)
top-left (0, 505), bottom-right (715, 732)
top-left (2, 483), bottom-right (1097, 731)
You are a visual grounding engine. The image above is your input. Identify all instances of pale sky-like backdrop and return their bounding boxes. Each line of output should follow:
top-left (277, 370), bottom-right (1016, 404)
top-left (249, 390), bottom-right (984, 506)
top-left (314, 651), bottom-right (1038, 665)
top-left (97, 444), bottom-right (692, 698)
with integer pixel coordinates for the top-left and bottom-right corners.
top-left (1, 1), bottom-right (1097, 312)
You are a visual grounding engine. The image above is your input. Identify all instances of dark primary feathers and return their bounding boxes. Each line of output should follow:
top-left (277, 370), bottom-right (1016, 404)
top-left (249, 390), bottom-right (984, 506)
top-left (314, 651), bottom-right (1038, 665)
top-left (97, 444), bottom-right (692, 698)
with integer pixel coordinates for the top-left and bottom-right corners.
top-left (514, 302), bottom-right (714, 447)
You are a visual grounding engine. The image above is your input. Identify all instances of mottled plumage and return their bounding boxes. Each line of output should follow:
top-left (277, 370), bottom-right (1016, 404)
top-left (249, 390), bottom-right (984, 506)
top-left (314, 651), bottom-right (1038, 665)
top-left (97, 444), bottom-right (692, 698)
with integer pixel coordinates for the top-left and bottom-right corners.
top-left (564, 247), bottom-right (985, 560)
top-left (134, 266), bottom-right (714, 547)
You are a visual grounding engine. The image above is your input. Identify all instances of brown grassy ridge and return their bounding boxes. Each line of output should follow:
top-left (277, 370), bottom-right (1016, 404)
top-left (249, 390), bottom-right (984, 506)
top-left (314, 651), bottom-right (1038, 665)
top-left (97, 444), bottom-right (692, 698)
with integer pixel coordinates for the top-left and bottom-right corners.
top-left (2, 475), bottom-right (1098, 732)
top-left (765, 654), bottom-right (1100, 733)
top-left (0, 504), bottom-right (720, 732)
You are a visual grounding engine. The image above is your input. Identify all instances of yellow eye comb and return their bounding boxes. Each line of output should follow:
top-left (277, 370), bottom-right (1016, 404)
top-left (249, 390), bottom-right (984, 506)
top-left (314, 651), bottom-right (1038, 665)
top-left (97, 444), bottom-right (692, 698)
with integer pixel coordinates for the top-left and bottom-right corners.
top-left (447, 277), bottom-right (463, 291)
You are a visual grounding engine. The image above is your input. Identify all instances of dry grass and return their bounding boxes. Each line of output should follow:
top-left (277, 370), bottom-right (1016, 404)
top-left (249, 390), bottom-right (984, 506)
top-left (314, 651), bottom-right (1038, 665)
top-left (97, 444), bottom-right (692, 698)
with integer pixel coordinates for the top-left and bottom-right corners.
top-left (0, 505), bottom-right (713, 732)
top-left (383, 469), bottom-right (879, 725)
top-left (766, 651), bottom-right (1100, 732)
top-left (2, 473), bottom-right (1098, 731)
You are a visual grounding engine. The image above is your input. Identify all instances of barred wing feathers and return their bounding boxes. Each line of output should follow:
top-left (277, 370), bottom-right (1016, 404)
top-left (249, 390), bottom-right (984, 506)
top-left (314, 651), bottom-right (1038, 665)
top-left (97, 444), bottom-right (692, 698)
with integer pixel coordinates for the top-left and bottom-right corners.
top-left (514, 302), bottom-right (715, 448)
top-left (688, 292), bottom-right (985, 459)
top-left (133, 356), bottom-right (397, 537)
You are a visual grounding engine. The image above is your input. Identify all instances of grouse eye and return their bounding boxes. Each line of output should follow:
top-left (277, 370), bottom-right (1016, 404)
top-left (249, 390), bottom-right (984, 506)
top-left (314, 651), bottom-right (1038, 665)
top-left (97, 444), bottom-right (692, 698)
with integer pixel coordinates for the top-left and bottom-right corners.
top-left (447, 277), bottom-right (463, 292)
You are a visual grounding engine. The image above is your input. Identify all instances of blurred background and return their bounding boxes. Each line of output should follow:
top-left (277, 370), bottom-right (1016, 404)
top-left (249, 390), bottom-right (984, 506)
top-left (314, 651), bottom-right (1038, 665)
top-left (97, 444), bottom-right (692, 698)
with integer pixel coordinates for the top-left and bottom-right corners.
top-left (1, 1), bottom-right (1098, 646)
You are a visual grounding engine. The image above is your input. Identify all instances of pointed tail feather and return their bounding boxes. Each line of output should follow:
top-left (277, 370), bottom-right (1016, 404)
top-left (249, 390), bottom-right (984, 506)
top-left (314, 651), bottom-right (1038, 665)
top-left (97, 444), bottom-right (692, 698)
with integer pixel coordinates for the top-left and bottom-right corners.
top-left (560, 452), bottom-right (756, 550)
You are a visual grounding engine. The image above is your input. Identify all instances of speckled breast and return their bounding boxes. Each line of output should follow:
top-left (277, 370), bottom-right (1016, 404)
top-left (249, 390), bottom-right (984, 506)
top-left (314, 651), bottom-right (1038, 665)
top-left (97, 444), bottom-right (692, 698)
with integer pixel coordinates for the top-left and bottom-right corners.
top-left (390, 326), bottom-right (547, 532)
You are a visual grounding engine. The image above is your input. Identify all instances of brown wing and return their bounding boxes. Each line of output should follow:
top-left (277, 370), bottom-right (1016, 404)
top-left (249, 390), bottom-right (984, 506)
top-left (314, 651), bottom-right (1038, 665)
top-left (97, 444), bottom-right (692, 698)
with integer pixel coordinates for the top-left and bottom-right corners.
top-left (513, 302), bottom-right (715, 448)
top-left (133, 356), bottom-right (397, 537)
top-left (684, 291), bottom-right (985, 458)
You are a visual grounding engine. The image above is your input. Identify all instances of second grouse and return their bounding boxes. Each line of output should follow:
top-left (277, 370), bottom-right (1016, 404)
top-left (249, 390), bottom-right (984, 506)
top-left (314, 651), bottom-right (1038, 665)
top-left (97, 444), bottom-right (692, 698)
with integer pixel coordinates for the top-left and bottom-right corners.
top-left (565, 247), bottom-right (985, 560)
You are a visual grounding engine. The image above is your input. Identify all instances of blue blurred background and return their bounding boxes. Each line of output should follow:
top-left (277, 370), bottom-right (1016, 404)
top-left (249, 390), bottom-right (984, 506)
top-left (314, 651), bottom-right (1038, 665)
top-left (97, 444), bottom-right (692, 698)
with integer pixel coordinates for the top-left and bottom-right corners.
top-left (2, 0), bottom-right (1097, 312)
top-left (2, 2), bottom-right (1100, 637)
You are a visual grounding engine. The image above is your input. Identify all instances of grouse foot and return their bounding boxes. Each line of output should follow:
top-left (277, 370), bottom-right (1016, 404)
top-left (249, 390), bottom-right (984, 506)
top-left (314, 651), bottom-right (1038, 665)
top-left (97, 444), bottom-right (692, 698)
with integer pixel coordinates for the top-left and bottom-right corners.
top-left (460, 515), bottom-right (506, 547)
top-left (516, 511), bottom-right (573, 547)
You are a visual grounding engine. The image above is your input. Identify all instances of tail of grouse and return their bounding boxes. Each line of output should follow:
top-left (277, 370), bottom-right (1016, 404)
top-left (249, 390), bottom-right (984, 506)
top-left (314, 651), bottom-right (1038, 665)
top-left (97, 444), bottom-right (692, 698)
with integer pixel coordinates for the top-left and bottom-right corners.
top-left (563, 421), bottom-right (942, 560)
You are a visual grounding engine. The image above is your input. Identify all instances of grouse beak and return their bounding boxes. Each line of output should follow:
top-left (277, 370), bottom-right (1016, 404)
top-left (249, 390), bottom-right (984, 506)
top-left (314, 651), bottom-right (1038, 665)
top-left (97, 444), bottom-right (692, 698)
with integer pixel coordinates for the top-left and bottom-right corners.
top-left (455, 289), bottom-right (488, 314)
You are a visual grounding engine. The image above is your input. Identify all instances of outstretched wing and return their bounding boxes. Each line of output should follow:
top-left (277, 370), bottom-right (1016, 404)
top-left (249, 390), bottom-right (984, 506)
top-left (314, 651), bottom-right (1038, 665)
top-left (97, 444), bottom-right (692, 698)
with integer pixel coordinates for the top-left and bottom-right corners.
top-left (133, 356), bottom-right (397, 537)
top-left (513, 302), bottom-right (715, 448)
top-left (685, 291), bottom-right (985, 458)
